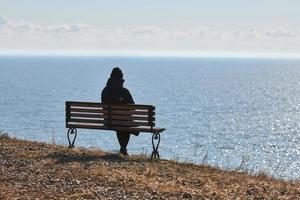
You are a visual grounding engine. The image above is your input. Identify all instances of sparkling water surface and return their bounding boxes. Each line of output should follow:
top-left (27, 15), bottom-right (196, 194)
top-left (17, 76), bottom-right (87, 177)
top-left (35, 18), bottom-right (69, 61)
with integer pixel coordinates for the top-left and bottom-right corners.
top-left (0, 56), bottom-right (299, 179)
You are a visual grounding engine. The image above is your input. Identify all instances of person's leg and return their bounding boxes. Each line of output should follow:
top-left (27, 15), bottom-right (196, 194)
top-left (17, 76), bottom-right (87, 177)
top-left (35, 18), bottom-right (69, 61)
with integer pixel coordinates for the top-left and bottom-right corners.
top-left (132, 132), bottom-right (140, 136)
top-left (116, 131), bottom-right (130, 155)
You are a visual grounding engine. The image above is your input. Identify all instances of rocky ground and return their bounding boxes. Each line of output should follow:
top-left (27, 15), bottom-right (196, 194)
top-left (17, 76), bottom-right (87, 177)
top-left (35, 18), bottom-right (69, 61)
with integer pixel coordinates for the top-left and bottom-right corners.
top-left (0, 133), bottom-right (299, 199)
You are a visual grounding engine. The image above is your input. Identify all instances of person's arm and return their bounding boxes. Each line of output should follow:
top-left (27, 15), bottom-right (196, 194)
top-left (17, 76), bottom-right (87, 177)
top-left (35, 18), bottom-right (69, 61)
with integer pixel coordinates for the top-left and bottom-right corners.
top-left (124, 88), bottom-right (134, 104)
top-left (101, 88), bottom-right (109, 103)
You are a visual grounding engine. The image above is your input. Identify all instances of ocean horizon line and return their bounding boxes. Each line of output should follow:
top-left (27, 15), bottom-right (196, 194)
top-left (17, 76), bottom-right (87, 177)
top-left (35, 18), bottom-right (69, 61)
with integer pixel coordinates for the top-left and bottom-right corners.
top-left (1, 51), bottom-right (300, 59)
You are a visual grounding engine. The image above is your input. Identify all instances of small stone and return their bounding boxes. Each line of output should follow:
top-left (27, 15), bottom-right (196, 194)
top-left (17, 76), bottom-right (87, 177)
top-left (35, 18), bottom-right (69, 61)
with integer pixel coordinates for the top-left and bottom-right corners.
top-left (182, 192), bottom-right (193, 199)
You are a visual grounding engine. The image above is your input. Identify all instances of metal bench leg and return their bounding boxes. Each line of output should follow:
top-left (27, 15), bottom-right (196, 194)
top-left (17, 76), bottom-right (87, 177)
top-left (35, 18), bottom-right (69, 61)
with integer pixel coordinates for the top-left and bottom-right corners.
top-left (67, 128), bottom-right (77, 148)
top-left (151, 133), bottom-right (161, 161)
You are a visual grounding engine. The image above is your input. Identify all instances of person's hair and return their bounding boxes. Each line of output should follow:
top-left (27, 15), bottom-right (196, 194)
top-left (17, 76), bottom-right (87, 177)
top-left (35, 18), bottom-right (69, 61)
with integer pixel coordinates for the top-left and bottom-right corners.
top-left (110, 67), bottom-right (123, 79)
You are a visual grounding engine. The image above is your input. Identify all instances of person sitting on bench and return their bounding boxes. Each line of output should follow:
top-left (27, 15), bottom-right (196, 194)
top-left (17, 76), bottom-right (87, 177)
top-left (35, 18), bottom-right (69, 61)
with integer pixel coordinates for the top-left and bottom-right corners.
top-left (101, 67), bottom-right (139, 156)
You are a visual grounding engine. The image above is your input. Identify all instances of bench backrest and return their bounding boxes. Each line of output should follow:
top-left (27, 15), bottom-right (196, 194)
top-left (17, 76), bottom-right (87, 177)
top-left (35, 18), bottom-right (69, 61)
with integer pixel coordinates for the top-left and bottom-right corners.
top-left (65, 101), bottom-right (155, 130)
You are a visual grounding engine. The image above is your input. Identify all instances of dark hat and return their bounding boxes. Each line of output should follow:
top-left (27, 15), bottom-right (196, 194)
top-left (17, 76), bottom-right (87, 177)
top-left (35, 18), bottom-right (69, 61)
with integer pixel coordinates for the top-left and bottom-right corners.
top-left (110, 67), bottom-right (123, 79)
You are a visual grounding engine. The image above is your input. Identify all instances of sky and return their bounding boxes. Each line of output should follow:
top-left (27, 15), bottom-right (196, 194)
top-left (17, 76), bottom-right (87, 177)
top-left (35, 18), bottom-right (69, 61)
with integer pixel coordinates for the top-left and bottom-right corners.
top-left (0, 0), bottom-right (300, 57)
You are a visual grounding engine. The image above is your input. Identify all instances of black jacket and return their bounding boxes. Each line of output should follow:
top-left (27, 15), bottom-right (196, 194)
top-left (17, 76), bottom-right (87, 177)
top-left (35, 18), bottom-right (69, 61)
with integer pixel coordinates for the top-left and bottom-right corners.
top-left (101, 77), bottom-right (139, 135)
top-left (101, 77), bottom-right (134, 104)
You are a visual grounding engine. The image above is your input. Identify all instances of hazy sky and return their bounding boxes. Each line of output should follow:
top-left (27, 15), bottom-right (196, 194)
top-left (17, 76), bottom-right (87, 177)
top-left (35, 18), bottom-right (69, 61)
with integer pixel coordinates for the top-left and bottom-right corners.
top-left (0, 0), bottom-right (300, 56)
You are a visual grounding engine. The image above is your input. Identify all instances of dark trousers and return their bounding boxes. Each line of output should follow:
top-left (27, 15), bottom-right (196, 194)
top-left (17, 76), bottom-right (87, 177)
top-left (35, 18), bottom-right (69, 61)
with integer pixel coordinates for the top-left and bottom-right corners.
top-left (116, 131), bottom-right (130, 153)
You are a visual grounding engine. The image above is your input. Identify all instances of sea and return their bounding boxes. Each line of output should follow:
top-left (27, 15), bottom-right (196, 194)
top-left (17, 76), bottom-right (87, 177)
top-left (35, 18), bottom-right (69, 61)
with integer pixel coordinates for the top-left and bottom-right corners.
top-left (0, 55), bottom-right (299, 179)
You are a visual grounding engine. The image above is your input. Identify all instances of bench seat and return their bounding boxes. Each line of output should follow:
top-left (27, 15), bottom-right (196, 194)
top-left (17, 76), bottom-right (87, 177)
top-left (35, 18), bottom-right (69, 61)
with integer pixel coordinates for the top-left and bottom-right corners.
top-left (67, 124), bottom-right (165, 133)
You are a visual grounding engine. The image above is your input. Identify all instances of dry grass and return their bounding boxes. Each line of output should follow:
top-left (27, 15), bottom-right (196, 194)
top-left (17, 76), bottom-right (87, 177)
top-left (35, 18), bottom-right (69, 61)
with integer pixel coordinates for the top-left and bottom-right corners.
top-left (0, 133), bottom-right (300, 199)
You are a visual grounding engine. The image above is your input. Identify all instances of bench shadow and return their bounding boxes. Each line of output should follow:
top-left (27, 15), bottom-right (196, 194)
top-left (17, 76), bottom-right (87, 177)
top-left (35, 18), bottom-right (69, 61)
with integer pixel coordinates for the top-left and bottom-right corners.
top-left (44, 152), bottom-right (131, 164)
top-left (43, 151), bottom-right (149, 165)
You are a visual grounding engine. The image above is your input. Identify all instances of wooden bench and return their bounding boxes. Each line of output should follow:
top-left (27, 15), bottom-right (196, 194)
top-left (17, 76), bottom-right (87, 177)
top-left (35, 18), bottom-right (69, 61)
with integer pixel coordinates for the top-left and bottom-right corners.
top-left (65, 101), bottom-right (165, 160)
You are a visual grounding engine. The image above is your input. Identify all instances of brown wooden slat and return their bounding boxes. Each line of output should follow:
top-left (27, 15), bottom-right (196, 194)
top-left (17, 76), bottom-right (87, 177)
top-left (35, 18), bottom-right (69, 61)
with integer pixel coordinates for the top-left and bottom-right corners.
top-left (69, 115), bottom-right (154, 123)
top-left (67, 102), bottom-right (155, 114)
top-left (110, 105), bottom-right (152, 110)
top-left (70, 106), bottom-right (104, 110)
top-left (68, 120), bottom-right (148, 127)
top-left (67, 102), bottom-right (106, 107)
top-left (68, 118), bottom-right (106, 124)
top-left (70, 113), bottom-right (104, 118)
top-left (71, 105), bottom-right (151, 113)
top-left (69, 108), bottom-right (154, 116)
top-left (110, 110), bottom-right (152, 116)
top-left (69, 114), bottom-right (153, 123)
top-left (110, 120), bottom-right (149, 127)
top-left (67, 123), bottom-right (108, 130)
top-left (70, 108), bottom-right (107, 114)
top-left (110, 115), bottom-right (151, 121)
top-left (67, 101), bottom-right (154, 108)
top-left (67, 124), bottom-right (165, 133)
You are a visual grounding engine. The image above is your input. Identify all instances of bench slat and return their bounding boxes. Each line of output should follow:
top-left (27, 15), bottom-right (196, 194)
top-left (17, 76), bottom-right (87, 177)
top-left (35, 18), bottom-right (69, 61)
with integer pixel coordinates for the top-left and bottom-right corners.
top-left (68, 118), bottom-right (106, 124)
top-left (110, 105), bottom-right (153, 110)
top-left (67, 124), bottom-right (165, 133)
top-left (111, 110), bottom-right (153, 116)
top-left (70, 113), bottom-right (104, 118)
top-left (68, 119), bottom-right (149, 127)
top-left (69, 103), bottom-right (108, 108)
top-left (71, 108), bottom-right (106, 113)
top-left (110, 120), bottom-right (149, 127)
top-left (70, 113), bottom-right (152, 122)
top-left (67, 101), bottom-right (154, 110)
top-left (70, 108), bottom-right (153, 116)
top-left (110, 115), bottom-right (151, 121)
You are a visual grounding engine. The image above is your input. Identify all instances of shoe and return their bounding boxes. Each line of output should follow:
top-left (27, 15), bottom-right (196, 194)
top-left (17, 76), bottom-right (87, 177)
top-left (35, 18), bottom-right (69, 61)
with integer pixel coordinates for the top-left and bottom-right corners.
top-left (121, 151), bottom-right (129, 157)
top-left (119, 149), bottom-right (129, 157)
